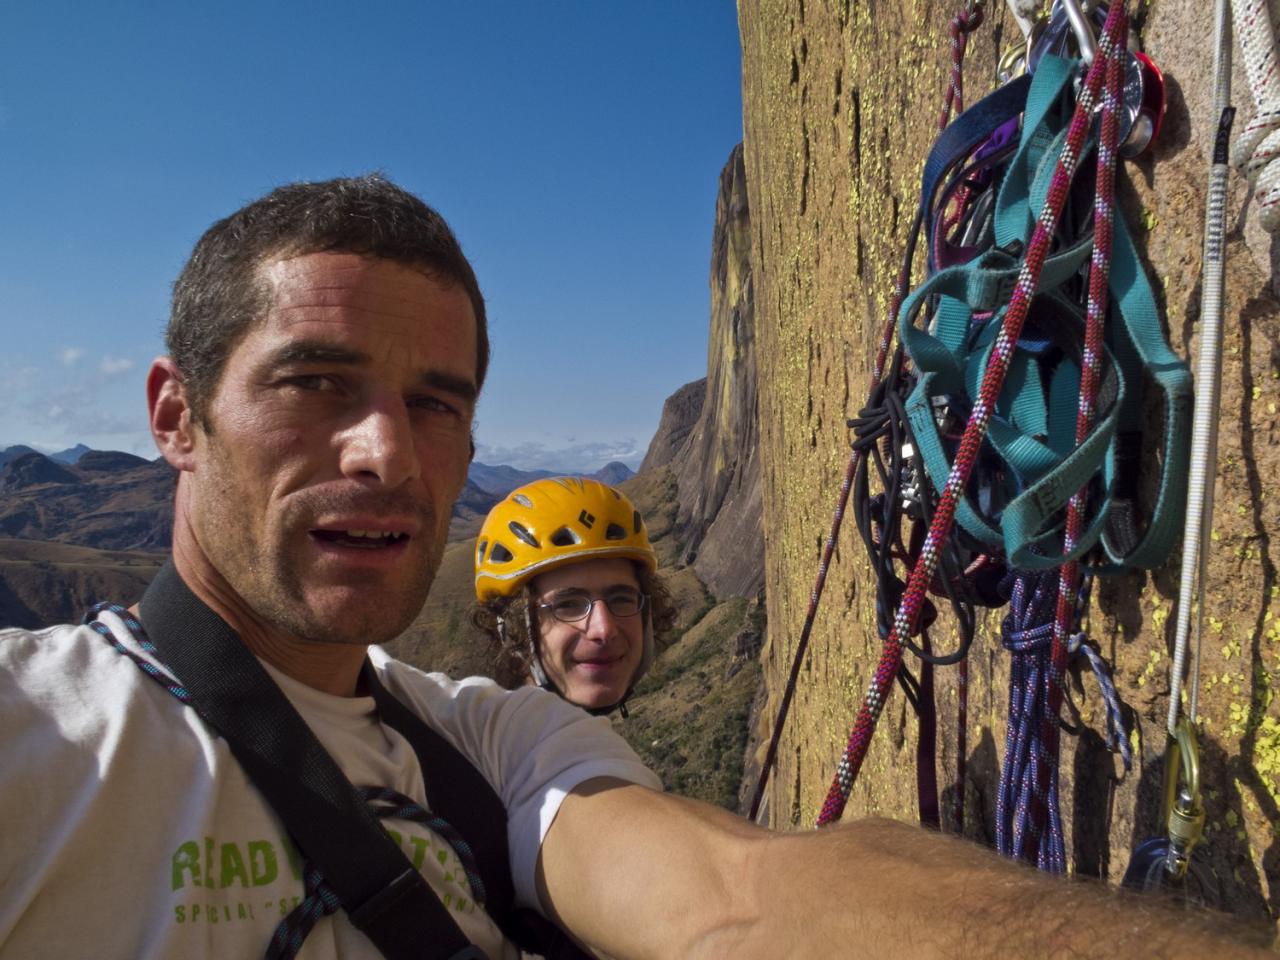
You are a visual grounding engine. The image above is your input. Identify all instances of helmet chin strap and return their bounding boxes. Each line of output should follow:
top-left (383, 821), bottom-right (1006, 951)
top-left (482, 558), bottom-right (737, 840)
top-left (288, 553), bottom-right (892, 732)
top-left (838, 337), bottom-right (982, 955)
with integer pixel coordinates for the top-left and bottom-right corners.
top-left (521, 602), bottom-right (557, 692)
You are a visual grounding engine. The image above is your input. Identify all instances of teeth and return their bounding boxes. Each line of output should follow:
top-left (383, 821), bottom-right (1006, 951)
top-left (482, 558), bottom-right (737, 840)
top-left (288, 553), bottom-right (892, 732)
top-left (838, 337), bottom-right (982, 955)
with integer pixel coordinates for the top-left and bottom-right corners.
top-left (344, 530), bottom-right (396, 539)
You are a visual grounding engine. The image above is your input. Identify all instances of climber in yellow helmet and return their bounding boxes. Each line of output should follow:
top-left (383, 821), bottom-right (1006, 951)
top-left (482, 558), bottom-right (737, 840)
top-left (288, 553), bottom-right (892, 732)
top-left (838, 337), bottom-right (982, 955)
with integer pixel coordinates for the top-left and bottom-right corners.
top-left (473, 476), bottom-right (676, 713)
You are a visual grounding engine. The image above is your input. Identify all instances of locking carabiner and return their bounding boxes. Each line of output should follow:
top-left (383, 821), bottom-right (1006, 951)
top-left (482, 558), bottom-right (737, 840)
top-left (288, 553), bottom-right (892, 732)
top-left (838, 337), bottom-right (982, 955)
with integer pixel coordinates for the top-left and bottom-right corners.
top-left (1158, 718), bottom-right (1206, 882)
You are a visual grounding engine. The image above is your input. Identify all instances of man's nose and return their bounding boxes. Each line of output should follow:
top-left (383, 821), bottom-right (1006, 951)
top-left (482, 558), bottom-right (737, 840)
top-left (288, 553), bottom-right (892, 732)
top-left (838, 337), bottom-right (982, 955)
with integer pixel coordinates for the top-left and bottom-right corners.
top-left (339, 398), bottom-right (420, 488)
top-left (581, 600), bottom-right (620, 640)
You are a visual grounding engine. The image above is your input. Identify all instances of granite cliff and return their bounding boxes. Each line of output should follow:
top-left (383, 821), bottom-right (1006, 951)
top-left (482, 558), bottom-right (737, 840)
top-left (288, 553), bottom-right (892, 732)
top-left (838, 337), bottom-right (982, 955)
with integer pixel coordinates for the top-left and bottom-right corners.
top-left (639, 144), bottom-right (764, 601)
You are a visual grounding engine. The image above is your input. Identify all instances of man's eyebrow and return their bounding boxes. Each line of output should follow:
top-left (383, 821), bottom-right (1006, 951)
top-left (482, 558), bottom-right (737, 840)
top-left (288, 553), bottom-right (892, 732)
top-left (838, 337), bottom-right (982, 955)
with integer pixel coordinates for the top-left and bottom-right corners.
top-left (549, 587), bottom-right (592, 599)
top-left (268, 341), bottom-right (370, 367)
top-left (265, 341), bottom-right (478, 403)
top-left (421, 370), bottom-right (478, 404)
top-left (550, 584), bottom-right (638, 598)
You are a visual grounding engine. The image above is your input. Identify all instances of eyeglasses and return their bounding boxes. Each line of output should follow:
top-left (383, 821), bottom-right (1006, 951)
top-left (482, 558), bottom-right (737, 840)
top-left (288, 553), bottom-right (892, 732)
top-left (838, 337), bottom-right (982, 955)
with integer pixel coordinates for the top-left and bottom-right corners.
top-left (537, 589), bottom-right (648, 623)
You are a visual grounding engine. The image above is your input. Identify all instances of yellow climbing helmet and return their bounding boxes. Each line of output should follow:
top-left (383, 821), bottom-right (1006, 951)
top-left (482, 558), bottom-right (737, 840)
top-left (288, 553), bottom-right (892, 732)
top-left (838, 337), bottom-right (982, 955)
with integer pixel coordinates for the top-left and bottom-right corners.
top-left (474, 476), bottom-right (656, 601)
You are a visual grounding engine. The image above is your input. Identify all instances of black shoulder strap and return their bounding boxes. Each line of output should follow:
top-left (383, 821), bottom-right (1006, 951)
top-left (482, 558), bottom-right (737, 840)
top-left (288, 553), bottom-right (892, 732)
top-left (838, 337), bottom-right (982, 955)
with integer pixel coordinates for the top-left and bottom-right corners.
top-left (365, 664), bottom-right (597, 960)
top-left (362, 663), bottom-right (515, 914)
top-left (138, 561), bottom-right (484, 960)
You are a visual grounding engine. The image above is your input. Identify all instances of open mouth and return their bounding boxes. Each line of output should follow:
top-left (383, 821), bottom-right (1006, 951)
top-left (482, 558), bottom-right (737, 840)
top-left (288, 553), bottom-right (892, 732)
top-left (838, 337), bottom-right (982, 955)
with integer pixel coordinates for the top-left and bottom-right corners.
top-left (310, 529), bottom-right (411, 549)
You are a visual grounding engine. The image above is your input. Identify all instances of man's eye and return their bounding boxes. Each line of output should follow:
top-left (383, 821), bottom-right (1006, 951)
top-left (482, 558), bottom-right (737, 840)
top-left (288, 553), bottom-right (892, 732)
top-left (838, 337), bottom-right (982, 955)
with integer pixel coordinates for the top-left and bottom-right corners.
top-left (604, 590), bottom-right (643, 615)
top-left (410, 395), bottom-right (462, 417)
top-left (283, 374), bottom-right (335, 392)
top-left (552, 598), bottom-right (591, 618)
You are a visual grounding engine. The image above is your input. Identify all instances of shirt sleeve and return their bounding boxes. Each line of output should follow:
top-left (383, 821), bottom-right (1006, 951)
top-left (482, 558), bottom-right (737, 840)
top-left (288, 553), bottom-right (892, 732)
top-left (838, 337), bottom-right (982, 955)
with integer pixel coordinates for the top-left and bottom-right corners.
top-left (372, 650), bottom-right (662, 910)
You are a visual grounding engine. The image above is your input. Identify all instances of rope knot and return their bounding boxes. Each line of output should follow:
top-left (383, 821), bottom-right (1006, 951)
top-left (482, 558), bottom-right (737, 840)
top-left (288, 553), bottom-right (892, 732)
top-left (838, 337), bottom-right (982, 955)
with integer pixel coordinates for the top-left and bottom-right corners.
top-left (955, 4), bottom-right (985, 34)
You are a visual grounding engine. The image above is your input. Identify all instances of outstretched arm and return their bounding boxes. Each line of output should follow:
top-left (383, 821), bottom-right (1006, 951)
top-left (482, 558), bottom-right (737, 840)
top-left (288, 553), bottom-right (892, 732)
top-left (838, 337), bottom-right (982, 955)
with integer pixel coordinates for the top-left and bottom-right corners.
top-left (537, 779), bottom-right (1270, 960)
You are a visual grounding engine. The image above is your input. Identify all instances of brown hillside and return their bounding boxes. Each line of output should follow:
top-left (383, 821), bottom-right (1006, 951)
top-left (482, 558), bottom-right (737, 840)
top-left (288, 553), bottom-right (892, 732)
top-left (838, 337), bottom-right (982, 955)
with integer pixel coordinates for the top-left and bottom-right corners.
top-left (0, 538), bottom-right (164, 628)
top-left (0, 453), bottom-right (175, 550)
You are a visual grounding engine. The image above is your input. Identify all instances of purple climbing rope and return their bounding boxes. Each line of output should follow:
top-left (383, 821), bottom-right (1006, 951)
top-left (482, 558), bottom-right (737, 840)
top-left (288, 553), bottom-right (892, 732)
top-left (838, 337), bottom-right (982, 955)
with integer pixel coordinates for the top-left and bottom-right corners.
top-left (997, 13), bottom-right (1130, 869)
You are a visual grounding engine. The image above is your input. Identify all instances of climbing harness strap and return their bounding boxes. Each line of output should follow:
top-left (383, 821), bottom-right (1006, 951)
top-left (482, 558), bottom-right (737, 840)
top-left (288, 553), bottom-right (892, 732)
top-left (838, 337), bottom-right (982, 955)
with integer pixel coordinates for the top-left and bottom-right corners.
top-left (902, 51), bottom-right (1192, 572)
top-left (87, 562), bottom-right (486, 960)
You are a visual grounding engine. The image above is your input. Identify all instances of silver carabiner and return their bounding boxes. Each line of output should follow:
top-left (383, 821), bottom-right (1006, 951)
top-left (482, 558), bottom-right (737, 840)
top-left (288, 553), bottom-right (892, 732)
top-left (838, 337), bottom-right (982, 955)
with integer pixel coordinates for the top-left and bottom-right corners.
top-left (1059, 0), bottom-right (1097, 65)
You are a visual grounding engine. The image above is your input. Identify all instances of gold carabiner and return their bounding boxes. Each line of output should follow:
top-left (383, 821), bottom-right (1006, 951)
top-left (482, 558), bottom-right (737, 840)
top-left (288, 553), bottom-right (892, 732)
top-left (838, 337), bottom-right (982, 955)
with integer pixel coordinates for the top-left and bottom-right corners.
top-left (1158, 719), bottom-right (1205, 882)
top-left (999, 40), bottom-right (1030, 81)
top-left (999, 4), bottom-right (1045, 82)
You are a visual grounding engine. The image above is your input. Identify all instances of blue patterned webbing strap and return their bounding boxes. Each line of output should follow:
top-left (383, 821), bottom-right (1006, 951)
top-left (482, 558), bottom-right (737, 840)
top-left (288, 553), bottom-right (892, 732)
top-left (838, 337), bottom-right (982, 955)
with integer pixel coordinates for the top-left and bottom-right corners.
top-left (83, 602), bottom-right (487, 960)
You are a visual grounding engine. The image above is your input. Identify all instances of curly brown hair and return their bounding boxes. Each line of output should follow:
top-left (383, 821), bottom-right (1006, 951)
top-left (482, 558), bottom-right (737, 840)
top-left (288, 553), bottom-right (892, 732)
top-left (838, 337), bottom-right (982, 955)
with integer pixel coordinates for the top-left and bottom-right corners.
top-left (471, 562), bottom-right (677, 691)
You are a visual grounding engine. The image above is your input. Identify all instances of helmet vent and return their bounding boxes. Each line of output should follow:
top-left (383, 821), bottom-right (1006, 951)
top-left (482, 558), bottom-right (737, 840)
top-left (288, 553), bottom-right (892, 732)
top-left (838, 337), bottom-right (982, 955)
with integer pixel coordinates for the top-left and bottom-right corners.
top-left (605, 523), bottom-right (628, 541)
top-left (489, 542), bottom-right (514, 563)
top-left (549, 526), bottom-right (580, 547)
top-left (512, 493), bottom-right (534, 508)
top-left (633, 510), bottom-right (642, 534)
top-left (476, 539), bottom-right (488, 565)
top-left (508, 520), bottom-right (540, 548)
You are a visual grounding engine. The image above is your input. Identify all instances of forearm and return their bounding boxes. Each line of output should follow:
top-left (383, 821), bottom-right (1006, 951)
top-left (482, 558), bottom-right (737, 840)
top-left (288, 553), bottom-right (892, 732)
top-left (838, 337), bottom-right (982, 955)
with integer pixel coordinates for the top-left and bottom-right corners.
top-left (744, 817), bottom-right (1271, 958)
top-left (539, 782), bottom-right (1270, 959)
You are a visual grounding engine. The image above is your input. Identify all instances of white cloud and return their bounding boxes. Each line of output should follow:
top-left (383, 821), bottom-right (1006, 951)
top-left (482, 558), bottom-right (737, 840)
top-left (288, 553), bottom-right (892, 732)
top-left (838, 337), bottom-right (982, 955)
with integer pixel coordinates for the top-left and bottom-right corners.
top-left (60, 347), bottom-right (85, 366)
top-left (100, 356), bottom-right (135, 376)
top-left (473, 438), bottom-right (644, 473)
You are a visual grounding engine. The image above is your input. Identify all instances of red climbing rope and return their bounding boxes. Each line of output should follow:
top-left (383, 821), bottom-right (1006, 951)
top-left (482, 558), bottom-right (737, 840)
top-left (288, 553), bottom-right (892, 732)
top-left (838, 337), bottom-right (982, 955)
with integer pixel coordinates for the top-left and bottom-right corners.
top-left (747, 0), bottom-right (984, 824)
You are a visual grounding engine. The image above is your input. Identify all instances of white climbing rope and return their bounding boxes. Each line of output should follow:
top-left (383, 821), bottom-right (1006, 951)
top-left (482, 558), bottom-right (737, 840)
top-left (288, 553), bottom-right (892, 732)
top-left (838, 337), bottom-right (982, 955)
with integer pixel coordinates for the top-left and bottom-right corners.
top-left (1231, 0), bottom-right (1280, 229)
top-left (1169, 0), bottom-right (1234, 736)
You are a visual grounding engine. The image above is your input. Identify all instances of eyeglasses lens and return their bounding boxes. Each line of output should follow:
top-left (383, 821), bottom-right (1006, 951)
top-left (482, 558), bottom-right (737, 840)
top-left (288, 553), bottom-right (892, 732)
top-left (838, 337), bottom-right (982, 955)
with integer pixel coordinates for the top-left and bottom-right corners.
top-left (548, 591), bottom-right (646, 622)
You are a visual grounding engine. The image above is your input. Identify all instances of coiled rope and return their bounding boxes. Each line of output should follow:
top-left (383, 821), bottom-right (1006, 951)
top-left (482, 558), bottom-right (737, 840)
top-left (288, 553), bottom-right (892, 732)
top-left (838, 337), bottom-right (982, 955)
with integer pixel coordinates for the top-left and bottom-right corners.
top-left (816, 1), bottom-right (1131, 827)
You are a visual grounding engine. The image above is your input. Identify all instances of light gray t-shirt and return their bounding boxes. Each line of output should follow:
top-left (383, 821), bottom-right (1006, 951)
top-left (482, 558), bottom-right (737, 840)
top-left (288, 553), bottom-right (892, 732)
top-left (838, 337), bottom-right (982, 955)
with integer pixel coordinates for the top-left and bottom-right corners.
top-left (0, 608), bottom-right (660, 958)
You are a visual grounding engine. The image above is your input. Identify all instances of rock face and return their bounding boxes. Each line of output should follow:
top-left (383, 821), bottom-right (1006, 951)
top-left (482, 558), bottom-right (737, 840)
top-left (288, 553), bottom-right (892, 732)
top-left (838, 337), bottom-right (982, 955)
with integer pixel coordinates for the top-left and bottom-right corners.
top-left (49, 443), bottom-right (91, 465)
top-left (639, 144), bottom-right (764, 601)
top-left (0, 445), bottom-right (40, 469)
top-left (77, 450), bottom-right (149, 472)
top-left (740, 0), bottom-right (1278, 926)
top-left (467, 463), bottom-right (554, 496)
top-left (639, 379), bottom-right (706, 473)
top-left (590, 461), bottom-right (634, 486)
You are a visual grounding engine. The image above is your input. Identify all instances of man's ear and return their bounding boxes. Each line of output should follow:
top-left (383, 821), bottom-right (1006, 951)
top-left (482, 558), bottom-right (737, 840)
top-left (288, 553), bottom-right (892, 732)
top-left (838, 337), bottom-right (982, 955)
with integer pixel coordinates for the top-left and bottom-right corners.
top-left (147, 357), bottom-right (199, 472)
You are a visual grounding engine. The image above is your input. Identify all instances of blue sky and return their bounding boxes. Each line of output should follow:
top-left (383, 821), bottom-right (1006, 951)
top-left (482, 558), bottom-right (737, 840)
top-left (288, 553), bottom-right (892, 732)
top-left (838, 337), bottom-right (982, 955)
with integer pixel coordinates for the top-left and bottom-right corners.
top-left (0, 2), bottom-right (743, 471)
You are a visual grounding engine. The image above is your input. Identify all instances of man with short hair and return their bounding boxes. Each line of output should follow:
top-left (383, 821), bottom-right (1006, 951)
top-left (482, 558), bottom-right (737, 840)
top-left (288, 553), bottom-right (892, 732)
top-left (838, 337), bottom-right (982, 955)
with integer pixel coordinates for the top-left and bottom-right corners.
top-left (0, 176), bottom-right (1265, 959)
